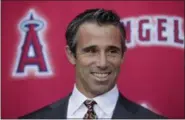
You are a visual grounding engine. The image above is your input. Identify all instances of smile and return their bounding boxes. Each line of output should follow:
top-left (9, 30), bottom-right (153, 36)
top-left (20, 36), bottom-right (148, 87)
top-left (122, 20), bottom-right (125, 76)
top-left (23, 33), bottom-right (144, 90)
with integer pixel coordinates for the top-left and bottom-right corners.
top-left (93, 73), bottom-right (109, 77)
top-left (91, 72), bottom-right (111, 81)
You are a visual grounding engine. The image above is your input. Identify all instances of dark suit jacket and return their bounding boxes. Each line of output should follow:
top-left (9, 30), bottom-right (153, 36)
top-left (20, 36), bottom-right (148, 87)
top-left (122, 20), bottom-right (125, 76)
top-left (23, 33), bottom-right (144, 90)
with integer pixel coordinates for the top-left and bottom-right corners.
top-left (19, 92), bottom-right (166, 119)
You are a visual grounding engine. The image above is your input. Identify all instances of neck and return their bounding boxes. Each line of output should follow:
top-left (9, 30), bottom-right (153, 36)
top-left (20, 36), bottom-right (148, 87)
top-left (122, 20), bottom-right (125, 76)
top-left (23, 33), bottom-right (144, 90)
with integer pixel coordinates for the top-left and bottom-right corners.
top-left (76, 82), bottom-right (97, 98)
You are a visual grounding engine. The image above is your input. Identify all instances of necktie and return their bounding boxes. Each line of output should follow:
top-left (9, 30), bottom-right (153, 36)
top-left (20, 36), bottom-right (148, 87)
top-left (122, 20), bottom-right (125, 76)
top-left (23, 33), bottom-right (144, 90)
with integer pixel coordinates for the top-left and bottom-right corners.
top-left (83, 100), bottom-right (98, 119)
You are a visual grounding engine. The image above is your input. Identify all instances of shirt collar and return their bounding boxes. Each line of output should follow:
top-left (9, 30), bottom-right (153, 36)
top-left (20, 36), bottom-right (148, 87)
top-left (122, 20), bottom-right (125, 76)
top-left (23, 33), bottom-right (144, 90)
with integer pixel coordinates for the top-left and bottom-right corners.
top-left (68, 84), bottom-right (87, 116)
top-left (93, 85), bottom-right (119, 115)
top-left (69, 84), bottom-right (119, 116)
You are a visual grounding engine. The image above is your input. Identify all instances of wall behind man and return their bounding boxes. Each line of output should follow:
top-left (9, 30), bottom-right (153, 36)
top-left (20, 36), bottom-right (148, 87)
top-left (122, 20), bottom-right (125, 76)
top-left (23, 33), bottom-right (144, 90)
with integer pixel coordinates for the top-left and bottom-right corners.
top-left (1, 1), bottom-right (184, 119)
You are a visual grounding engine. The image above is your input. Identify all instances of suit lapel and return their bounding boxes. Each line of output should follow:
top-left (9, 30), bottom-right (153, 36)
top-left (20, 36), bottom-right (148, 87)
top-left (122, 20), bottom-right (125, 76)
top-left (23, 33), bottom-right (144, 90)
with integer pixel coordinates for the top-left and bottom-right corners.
top-left (49, 92), bottom-right (137, 119)
top-left (49, 92), bottom-right (141, 119)
top-left (112, 92), bottom-right (134, 119)
top-left (49, 94), bottom-right (71, 119)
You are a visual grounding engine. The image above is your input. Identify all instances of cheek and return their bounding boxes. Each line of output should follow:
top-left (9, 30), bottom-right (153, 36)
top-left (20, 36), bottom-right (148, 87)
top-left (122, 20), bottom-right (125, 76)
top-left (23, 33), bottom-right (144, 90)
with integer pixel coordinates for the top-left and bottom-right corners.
top-left (76, 57), bottom-right (92, 75)
top-left (78, 55), bottom-right (96, 68)
top-left (109, 57), bottom-right (123, 68)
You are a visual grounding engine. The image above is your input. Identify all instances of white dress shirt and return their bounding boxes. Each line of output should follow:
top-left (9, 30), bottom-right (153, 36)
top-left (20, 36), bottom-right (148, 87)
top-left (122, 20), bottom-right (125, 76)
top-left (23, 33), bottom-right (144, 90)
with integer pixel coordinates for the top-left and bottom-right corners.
top-left (67, 84), bottom-right (119, 119)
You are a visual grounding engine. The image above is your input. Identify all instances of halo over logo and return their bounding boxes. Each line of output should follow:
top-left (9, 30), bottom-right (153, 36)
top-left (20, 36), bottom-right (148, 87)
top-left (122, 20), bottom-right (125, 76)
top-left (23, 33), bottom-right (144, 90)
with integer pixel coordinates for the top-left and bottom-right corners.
top-left (12, 9), bottom-right (53, 77)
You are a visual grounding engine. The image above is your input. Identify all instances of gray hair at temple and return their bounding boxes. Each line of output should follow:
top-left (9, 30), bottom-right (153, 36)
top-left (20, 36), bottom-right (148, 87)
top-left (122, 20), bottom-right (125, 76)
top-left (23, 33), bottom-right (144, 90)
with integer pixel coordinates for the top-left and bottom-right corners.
top-left (65, 8), bottom-right (127, 57)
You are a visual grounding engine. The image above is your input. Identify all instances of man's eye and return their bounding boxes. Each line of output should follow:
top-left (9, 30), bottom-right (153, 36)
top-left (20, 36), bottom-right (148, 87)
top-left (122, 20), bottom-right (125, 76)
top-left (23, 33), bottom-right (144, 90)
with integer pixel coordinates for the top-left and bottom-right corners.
top-left (109, 49), bottom-right (118, 54)
top-left (85, 48), bottom-right (97, 53)
top-left (89, 49), bottom-right (97, 53)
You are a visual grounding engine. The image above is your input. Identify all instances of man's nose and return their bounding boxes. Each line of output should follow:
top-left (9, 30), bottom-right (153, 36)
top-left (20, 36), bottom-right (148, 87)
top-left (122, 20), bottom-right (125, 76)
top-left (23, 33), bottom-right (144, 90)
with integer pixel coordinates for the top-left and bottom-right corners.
top-left (97, 52), bottom-right (108, 69)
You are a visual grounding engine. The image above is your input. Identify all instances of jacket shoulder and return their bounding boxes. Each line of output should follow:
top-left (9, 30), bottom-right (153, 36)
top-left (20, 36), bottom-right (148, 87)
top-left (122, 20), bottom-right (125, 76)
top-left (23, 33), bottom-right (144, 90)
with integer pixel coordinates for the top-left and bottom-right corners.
top-left (114, 93), bottom-right (167, 119)
top-left (133, 102), bottom-right (167, 119)
top-left (19, 95), bottom-right (70, 119)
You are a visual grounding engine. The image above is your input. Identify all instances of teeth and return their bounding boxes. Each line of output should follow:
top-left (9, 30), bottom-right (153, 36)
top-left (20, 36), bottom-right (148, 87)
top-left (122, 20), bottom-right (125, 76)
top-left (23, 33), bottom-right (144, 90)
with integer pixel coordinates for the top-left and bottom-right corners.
top-left (93, 73), bottom-right (109, 78)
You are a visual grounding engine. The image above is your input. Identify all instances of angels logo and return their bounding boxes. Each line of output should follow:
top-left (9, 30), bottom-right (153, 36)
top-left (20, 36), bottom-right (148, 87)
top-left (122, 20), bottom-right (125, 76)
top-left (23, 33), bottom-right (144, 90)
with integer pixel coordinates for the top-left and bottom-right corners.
top-left (12, 9), bottom-right (52, 77)
top-left (121, 15), bottom-right (184, 49)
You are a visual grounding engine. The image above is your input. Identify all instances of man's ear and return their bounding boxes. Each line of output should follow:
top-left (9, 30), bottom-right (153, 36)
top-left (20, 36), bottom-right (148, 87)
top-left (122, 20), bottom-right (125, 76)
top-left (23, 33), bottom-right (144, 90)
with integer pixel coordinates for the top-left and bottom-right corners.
top-left (121, 52), bottom-right (126, 64)
top-left (121, 48), bottom-right (127, 63)
top-left (121, 57), bottom-right (124, 64)
top-left (65, 46), bottom-right (76, 65)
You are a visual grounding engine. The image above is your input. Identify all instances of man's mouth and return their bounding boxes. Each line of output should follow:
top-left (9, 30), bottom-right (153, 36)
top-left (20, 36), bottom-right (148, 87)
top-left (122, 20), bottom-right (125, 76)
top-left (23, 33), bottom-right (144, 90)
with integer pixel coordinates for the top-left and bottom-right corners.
top-left (91, 72), bottom-right (111, 81)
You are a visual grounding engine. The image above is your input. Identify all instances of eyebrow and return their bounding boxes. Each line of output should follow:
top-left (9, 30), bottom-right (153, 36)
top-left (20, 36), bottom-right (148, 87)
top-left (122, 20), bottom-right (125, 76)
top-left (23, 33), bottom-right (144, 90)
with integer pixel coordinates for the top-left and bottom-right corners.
top-left (81, 45), bottom-right (97, 52)
top-left (81, 45), bottom-right (121, 52)
top-left (106, 46), bottom-right (121, 51)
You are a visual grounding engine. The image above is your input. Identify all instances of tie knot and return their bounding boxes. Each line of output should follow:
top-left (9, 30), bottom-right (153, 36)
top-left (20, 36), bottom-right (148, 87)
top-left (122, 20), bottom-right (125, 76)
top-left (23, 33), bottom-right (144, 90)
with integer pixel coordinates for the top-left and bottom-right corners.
top-left (83, 100), bottom-right (98, 119)
top-left (84, 100), bottom-right (97, 109)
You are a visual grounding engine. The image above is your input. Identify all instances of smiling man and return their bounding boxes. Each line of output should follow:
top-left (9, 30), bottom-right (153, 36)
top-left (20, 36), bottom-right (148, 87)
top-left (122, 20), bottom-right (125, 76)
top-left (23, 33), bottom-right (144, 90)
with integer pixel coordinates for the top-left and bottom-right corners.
top-left (70, 22), bottom-right (123, 98)
top-left (19, 8), bottom-right (166, 119)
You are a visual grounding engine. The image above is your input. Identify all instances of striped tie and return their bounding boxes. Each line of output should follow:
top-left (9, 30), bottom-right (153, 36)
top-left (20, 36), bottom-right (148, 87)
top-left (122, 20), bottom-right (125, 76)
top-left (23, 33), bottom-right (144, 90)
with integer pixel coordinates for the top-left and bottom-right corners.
top-left (83, 100), bottom-right (98, 119)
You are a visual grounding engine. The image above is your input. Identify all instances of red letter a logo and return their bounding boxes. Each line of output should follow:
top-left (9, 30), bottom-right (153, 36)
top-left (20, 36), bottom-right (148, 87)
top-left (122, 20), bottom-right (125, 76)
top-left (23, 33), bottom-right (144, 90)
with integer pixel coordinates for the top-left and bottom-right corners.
top-left (13, 11), bottom-right (52, 77)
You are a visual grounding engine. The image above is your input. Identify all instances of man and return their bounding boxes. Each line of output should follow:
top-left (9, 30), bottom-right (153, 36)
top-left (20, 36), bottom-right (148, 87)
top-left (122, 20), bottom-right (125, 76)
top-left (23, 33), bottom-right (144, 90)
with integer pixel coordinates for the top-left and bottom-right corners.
top-left (19, 8), bottom-right (166, 119)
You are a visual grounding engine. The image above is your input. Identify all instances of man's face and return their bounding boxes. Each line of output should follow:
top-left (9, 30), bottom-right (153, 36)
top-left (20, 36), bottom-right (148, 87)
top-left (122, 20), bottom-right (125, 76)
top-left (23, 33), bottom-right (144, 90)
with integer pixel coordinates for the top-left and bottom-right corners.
top-left (67, 22), bottom-right (124, 98)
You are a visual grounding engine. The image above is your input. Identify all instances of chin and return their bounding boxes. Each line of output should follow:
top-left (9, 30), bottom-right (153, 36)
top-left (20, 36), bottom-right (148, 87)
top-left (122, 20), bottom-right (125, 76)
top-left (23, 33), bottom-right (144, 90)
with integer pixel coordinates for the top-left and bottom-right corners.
top-left (90, 85), bottom-right (112, 96)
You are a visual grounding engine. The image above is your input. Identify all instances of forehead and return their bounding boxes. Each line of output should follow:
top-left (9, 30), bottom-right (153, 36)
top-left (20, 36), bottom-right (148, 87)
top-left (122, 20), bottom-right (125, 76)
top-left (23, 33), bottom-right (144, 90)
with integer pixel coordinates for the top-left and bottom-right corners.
top-left (77, 22), bottom-right (122, 48)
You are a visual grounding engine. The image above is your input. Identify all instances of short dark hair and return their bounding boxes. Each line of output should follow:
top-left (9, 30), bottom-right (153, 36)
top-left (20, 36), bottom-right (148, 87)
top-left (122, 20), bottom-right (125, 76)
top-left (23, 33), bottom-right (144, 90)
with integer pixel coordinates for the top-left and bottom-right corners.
top-left (65, 8), bottom-right (127, 56)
